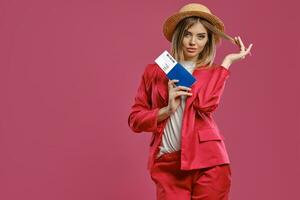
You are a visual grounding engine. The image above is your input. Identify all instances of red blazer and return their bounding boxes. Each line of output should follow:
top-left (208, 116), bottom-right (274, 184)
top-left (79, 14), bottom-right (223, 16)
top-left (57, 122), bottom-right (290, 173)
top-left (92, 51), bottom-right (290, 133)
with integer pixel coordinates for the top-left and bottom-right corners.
top-left (128, 63), bottom-right (231, 171)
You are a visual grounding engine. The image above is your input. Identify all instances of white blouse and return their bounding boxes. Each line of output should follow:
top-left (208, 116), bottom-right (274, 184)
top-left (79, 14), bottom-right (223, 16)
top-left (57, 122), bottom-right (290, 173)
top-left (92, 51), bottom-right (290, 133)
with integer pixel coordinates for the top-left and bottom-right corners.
top-left (157, 60), bottom-right (196, 158)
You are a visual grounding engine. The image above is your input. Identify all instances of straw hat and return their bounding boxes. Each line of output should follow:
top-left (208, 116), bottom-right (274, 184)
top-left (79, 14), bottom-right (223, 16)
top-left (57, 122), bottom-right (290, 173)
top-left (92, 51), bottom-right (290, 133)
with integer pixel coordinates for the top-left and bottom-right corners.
top-left (163, 3), bottom-right (227, 44)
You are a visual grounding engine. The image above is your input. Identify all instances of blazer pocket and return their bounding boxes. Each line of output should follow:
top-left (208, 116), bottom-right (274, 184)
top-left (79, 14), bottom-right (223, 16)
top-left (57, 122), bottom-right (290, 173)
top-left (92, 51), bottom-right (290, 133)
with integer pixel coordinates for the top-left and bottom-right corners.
top-left (198, 128), bottom-right (224, 142)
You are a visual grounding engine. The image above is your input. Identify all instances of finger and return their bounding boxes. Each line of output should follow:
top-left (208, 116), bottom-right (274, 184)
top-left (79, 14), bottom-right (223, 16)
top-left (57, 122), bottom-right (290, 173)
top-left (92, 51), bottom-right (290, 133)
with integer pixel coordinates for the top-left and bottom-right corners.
top-left (248, 43), bottom-right (253, 56)
top-left (238, 36), bottom-right (245, 50)
top-left (168, 79), bottom-right (178, 88)
top-left (175, 85), bottom-right (192, 91)
top-left (169, 79), bottom-right (179, 83)
top-left (244, 44), bottom-right (253, 55)
top-left (248, 43), bottom-right (253, 51)
top-left (234, 37), bottom-right (241, 47)
top-left (174, 91), bottom-right (193, 97)
top-left (235, 37), bottom-right (244, 52)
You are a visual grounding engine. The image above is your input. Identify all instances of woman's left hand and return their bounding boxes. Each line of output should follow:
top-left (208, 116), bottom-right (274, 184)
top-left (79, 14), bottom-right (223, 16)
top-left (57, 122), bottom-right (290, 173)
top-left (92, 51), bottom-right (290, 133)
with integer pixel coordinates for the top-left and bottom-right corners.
top-left (221, 36), bottom-right (253, 68)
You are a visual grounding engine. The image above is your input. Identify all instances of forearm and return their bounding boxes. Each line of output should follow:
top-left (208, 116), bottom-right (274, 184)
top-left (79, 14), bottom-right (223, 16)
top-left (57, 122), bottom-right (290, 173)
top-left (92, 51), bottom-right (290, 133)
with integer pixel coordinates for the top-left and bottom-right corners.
top-left (221, 57), bottom-right (232, 69)
top-left (157, 106), bottom-right (172, 123)
top-left (193, 65), bottom-right (230, 113)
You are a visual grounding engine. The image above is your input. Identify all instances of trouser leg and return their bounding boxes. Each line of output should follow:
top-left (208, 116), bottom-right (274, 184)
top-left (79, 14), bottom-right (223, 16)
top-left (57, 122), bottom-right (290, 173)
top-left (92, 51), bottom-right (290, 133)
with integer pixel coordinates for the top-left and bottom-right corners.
top-left (150, 150), bottom-right (192, 200)
top-left (191, 164), bottom-right (232, 200)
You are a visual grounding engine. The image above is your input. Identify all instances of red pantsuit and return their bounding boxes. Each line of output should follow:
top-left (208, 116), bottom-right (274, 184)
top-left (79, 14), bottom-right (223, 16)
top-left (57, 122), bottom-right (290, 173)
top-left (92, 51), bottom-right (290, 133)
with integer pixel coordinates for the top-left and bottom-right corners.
top-left (150, 151), bottom-right (231, 200)
top-left (128, 63), bottom-right (232, 199)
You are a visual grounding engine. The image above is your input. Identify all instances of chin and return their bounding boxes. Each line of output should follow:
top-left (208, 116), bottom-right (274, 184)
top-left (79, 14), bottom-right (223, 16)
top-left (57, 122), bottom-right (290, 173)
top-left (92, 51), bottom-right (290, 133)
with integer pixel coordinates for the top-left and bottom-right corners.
top-left (184, 53), bottom-right (199, 60)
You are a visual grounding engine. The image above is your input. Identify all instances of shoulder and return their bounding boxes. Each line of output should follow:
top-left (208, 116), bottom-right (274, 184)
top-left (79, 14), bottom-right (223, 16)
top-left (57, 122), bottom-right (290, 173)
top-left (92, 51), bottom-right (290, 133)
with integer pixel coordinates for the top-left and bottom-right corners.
top-left (141, 63), bottom-right (160, 89)
top-left (194, 63), bottom-right (230, 79)
top-left (142, 63), bottom-right (159, 78)
top-left (143, 63), bottom-right (157, 74)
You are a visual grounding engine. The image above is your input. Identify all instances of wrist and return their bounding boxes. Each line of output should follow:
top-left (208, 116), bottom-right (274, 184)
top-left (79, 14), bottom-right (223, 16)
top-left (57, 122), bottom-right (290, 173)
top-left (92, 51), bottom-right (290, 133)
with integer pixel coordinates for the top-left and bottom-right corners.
top-left (221, 57), bottom-right (232, 69)
top-left (166, 105), bottom-right (173, 115)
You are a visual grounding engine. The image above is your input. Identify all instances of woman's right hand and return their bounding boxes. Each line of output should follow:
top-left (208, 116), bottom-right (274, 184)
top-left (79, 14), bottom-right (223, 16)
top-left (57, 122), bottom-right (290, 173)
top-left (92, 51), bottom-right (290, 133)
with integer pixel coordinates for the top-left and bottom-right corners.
top-left (167, 79), bottom-right (193, 113)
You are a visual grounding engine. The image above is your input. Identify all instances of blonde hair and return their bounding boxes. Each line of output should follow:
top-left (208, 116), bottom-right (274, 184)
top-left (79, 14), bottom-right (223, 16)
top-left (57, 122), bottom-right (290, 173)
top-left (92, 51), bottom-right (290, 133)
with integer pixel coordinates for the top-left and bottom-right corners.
top-left (170, 16), bottom-right (222, 69)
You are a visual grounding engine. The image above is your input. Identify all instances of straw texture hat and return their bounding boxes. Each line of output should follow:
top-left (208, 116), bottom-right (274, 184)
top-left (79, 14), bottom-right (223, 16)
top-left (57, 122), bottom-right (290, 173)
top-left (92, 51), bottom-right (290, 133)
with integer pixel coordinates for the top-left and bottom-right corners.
top-left (163, 3), bottom-right (229, 44)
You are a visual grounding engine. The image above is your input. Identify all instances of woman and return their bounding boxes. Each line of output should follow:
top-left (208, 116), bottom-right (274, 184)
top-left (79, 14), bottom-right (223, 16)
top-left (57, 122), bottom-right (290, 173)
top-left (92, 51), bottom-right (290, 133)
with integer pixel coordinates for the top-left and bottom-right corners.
top-left (128, 3), bottom-right (253, 200)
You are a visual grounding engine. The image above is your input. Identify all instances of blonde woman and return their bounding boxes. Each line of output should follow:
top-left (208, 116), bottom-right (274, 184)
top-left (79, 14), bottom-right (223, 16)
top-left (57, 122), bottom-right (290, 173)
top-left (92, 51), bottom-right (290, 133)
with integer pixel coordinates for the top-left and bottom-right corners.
top-left (128, 3), bottom-right (253, 200)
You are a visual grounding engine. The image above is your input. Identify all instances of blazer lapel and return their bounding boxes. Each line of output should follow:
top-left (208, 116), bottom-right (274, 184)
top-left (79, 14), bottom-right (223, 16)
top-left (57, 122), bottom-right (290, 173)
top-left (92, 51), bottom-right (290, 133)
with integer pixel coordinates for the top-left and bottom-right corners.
top-left (185, 69), bottom-right (202, 106)
top-left (155, 67), bottom-right (169, 104)
top-left (185, 66), bottom-right (215, 106)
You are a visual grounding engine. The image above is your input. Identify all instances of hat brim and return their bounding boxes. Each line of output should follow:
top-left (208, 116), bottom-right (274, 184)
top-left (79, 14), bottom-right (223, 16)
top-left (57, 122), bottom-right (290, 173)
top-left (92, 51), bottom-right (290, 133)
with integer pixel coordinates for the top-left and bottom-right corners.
top-left (163, 11), bottom-right (225, 43)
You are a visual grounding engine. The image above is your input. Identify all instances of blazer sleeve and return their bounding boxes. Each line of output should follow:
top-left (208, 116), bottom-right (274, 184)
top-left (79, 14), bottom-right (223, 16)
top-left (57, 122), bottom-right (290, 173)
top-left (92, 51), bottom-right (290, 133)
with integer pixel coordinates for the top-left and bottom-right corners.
top-left (193, 66), bottom-right (230, 113)
top-left (128, 64), bottom-right (160, 133)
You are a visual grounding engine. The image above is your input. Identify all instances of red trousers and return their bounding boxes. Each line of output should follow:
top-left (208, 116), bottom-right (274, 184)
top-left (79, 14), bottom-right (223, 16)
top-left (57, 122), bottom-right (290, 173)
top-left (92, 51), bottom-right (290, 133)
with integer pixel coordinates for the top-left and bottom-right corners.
top-left (150, 150), bottom-right (231, 200)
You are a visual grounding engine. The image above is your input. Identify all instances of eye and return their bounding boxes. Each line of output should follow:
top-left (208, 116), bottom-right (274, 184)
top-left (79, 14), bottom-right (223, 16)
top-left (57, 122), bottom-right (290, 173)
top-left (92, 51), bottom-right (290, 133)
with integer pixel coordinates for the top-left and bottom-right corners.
top-left (184, 31), bottom-right (191, 36)
top-left (197, 35), bottom-right (205, 39)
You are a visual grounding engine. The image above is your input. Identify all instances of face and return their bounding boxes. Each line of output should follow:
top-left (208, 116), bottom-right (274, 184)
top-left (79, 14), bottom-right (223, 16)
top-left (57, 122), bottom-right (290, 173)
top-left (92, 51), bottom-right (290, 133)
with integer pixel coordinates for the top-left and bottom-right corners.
top-left (182, 21), bottom-right (208, 62)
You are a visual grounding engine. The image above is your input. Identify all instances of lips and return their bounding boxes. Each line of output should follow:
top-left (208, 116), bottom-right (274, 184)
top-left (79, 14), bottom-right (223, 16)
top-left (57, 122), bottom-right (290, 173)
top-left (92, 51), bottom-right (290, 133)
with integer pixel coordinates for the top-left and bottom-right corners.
top-left (187, 48), bottom-right (197, 53)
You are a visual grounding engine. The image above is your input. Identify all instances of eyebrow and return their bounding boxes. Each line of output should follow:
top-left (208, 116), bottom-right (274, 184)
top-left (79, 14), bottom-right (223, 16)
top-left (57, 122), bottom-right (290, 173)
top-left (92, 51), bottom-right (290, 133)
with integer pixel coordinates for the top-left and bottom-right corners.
top-left (185, 30), bottom-right (206, 35)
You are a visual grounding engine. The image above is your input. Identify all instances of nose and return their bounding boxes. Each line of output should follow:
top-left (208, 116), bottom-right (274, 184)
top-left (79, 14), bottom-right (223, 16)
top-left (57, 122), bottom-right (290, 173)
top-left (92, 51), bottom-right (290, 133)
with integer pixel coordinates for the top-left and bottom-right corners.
top-left (189, 36), bottom-right (196, 45)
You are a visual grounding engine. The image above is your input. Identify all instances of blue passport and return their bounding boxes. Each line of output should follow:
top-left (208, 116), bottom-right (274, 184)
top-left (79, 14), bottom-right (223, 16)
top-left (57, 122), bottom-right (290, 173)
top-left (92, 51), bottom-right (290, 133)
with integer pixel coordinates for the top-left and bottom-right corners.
top-left (155, 50), bottom-right (196, 87)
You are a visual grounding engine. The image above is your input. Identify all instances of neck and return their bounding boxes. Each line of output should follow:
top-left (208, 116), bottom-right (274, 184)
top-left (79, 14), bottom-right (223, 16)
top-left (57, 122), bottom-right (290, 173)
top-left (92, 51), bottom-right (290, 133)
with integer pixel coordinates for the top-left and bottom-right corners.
top-left (181, 59), bottom-right (196, 63)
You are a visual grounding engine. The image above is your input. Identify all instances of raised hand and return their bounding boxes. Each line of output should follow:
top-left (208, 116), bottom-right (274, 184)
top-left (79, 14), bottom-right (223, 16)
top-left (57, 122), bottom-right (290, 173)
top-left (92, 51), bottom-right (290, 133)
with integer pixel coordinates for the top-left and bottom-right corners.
top-left (167, 80), bottom-right (192, 113)
top-left (221, 36), bottom-right (253, 68)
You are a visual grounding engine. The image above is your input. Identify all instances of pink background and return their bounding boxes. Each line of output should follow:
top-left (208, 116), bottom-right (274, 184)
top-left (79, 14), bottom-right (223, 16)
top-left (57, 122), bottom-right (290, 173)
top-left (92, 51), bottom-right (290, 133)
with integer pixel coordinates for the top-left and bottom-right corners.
top-left (0, 0), bottom-right (299, 199)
